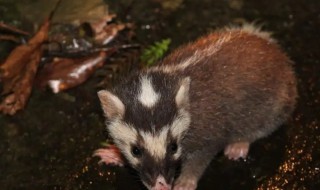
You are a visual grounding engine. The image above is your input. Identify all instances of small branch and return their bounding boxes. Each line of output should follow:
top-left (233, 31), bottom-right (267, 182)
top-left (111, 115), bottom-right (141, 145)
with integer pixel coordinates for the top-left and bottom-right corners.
top-left (45, 43), bottom-right (140, 58)
top-left (0, 35), bottom-right (21, 43)
top-left (0, 22), bottom-right (30, 36)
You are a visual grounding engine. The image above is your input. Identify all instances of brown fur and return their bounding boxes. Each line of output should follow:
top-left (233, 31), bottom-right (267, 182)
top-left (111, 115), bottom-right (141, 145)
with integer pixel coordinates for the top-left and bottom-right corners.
top-left (155, 28), bottom-right (297, 188)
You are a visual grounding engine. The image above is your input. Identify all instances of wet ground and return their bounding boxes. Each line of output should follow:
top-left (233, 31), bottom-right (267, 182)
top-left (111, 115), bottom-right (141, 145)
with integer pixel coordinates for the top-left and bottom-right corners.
top-left (0, 0), bottom-right (319, 189)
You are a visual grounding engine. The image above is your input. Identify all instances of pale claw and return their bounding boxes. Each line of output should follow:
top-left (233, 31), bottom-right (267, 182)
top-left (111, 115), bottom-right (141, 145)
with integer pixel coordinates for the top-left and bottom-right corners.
top-left (224, 141), bottom-right (250, 160)
top-left (93, 145), bottom-right (124, 166)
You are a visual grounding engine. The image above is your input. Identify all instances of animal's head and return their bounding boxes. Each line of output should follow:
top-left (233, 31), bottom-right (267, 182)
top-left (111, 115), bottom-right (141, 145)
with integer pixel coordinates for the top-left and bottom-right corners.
top-left (98, 73), bottom-right (191, 190)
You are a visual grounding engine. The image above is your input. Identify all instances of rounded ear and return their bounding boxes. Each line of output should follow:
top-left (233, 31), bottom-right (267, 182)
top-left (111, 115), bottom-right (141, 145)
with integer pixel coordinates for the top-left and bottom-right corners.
top-left (98, 90), bottom-right (125, 119)
top-left (175, 77), bottom-right (191, 109)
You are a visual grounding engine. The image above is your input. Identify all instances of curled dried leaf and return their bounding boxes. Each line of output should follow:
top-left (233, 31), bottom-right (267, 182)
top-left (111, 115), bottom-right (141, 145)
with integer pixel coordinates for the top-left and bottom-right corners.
top-left (36, 50), bottom-right (116, 93)
top-left (0, 19), bottom-right (50, 115)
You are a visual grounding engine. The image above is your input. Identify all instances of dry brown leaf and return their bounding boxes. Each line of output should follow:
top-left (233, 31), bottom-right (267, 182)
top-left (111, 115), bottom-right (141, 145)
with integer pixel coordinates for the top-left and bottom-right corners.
top-left (0, 18), bottom-right (50, 115)
top-left (36, 50), bottom-right (115, 93)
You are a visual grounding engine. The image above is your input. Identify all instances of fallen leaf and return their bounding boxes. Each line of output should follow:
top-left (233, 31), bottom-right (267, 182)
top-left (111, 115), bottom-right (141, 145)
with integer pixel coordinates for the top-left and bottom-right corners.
top-left (36, 50), bottom-right (116, 93)
top-left (0, 18), bottom-right (50, 115)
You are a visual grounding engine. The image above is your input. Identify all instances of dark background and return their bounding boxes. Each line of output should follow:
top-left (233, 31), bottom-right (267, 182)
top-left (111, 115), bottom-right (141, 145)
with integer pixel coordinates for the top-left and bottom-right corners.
top-left (0, 0), bottom-right (319, 189)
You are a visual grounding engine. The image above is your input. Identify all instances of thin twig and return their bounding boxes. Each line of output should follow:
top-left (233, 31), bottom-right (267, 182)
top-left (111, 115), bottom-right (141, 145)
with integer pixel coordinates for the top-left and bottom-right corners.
top-left (45, 44), bottom-right (140, 58)
top-left (49, 0), bottom-right (63, 20)
top-left (0, 22), bottom-right (30, 36)
top-left (0, 35), bottom-right (21, 43)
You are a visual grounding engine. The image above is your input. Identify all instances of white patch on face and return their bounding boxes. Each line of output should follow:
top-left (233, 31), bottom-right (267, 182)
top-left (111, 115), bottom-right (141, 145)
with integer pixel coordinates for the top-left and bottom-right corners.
top-left (138, 76), bottom-right (160, 108)
top-left (140, 127), bottom-right (170, 160)
top-left (107, 120), bottom-right (140, 166)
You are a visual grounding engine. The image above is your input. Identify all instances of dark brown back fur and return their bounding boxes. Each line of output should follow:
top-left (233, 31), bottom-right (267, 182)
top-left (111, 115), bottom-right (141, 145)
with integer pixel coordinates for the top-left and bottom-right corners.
top-left (158, 29), bottom-right (297, 153)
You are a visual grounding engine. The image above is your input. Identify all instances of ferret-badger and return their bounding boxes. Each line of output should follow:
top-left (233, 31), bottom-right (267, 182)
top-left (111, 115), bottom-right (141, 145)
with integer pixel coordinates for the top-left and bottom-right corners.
top-left (95, 24), bottom-right (297, 190)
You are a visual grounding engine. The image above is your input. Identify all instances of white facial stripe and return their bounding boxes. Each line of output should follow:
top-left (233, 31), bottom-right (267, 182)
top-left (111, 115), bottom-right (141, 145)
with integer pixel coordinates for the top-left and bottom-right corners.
top-left (140, 127), bottom-right (170, 160)
top-left (139, 111), bottom-right (190, 161)
top-left (107, 120), bottom-right (139, 166)
top-left (138, 76), bottom-right (160, 108)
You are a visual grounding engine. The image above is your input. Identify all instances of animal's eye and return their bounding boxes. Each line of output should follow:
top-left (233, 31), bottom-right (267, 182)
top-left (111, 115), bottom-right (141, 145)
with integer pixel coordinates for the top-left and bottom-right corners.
top-left (169, 143), bottom-right (178, 154)
top-left (131, 146), bottom-right (142, 157)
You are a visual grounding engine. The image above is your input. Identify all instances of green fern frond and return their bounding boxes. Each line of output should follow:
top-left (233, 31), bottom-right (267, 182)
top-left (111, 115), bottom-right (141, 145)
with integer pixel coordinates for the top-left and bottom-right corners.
top-left (140, 38), bottom-right (171, 66)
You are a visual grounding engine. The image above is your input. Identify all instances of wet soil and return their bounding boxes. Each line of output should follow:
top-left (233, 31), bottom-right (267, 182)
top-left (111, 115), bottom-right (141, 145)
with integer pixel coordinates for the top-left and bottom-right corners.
top-left (0, 0), bottom-right (319, 189)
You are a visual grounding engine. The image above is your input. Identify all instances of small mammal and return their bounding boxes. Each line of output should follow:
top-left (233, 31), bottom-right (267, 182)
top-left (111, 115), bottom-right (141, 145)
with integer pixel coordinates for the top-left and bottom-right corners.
top-left (95, 24), bottom-right (297, 190)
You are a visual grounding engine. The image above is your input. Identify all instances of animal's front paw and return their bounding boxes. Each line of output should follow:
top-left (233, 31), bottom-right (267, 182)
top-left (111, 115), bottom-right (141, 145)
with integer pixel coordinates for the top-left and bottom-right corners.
top-left (93, 144), bottom-right (124, 166)
top-left (224, 141), bottom-right (250, 160)
top-left (174, 177), bottom-right (197, 190)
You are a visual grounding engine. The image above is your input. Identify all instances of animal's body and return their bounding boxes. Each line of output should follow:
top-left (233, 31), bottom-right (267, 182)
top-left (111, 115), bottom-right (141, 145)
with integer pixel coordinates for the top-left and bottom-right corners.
top-left (96, 25), bottom-right (297, 190)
